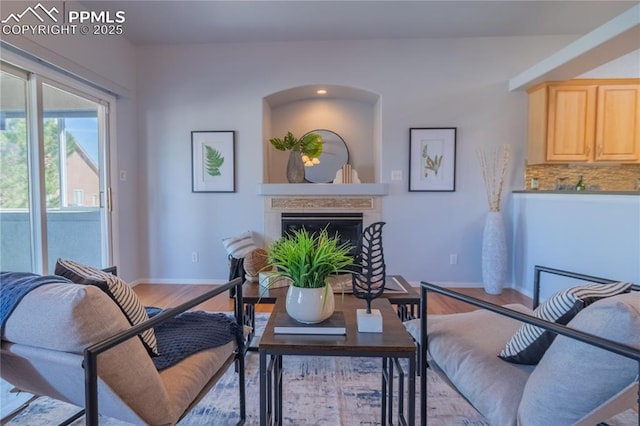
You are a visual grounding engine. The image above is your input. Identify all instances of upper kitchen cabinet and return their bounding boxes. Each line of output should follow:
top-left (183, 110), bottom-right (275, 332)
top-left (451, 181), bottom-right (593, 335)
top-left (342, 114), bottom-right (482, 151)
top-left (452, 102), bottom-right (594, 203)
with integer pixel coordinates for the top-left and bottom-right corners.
top-left (596, 84), bottom-right (640, 161)
top-left (527, 79), bottom-right (640, 164)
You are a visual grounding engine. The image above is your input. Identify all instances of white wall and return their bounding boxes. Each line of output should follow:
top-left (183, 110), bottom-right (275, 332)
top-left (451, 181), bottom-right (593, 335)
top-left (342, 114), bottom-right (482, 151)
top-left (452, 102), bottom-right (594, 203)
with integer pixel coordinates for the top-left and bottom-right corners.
top-left (512, 194), bottom-right (640, 299)
top-left (135, 36), bottom-right (582, 285)
top-left (579, 49), bottom-right (640, 78)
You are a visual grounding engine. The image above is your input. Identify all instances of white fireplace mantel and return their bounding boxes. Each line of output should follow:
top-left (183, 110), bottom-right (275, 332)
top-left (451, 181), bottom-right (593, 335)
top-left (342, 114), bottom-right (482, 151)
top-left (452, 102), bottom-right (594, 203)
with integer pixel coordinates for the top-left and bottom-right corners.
top-left (260, 183), bottom-right (387, 245)
top-left (257, 183), bottom-right (388, 196)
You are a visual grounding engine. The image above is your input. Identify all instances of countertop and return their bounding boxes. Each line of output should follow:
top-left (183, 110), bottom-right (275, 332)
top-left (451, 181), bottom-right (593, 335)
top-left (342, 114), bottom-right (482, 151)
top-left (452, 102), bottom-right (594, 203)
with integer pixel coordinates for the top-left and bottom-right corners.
top-left (513, 190), bottom-right (640, 195)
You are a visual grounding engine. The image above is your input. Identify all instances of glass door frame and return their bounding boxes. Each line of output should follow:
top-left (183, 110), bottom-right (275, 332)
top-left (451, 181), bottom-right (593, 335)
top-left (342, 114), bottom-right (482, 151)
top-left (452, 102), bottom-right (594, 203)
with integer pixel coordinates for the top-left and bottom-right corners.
top-left (1, 56), bottom-right (115, 274)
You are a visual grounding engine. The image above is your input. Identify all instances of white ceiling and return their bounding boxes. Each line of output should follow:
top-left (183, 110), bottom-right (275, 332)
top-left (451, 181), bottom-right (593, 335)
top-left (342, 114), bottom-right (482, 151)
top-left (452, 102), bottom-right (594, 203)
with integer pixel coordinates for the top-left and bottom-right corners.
top-left (81, 1), bottom-right (639, 45)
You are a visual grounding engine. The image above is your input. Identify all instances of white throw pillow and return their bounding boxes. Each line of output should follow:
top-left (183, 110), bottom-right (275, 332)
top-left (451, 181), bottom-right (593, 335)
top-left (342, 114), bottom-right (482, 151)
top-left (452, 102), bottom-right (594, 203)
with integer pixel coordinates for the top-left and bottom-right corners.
top-left (222, 231), bottom-right (258, 258)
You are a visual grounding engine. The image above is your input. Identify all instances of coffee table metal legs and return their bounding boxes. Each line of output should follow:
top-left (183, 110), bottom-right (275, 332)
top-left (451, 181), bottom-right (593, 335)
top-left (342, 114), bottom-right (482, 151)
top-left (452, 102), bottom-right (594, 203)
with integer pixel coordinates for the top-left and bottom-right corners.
top-left (261, 355), bottom-right (415, 425)
top-left (244, 304), bottom-right (257, 351)
top-left (382, 357), bottom-right (415, 425)
top-left (395, 303), bottom-right (418, 321)
top-left (260, 352), bottom-right (283, 426)
top-left (275, 355), bottom-right (282, 423)
top-left (382, 358), bottom-right (390, 422)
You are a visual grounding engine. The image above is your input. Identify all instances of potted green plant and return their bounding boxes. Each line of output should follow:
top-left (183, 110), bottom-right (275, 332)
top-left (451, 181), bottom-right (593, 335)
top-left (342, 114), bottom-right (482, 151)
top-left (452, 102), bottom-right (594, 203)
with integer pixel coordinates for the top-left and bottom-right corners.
top-left (269, 131), bottom-right (323, 183)
top-left (267, 227), bottom-right (354, 323)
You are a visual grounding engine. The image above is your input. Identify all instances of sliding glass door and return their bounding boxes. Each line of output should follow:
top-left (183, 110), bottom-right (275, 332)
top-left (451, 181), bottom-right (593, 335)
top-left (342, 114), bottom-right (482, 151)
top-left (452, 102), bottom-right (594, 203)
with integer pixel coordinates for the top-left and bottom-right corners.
top-left (0, 63), bottom-right (112, 273)
top-left (41, 82), bottom-right (109, 272)
top-left (0, 65), bottom-right (32, 271)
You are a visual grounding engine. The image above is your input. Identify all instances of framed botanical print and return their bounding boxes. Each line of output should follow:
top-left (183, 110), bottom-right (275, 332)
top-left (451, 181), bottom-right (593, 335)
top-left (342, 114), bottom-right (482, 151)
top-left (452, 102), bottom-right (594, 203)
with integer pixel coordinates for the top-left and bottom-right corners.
top-left (409, 128), bottom-right (456, 192)
top-left (191, 131), bottom-right (235, 193)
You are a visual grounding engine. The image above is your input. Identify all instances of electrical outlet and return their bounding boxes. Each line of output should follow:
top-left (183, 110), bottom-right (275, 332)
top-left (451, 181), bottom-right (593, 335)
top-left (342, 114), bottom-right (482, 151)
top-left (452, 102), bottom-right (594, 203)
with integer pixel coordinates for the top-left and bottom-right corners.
top-left (191, 251), bottom-right (199, 262)
top-left (119, 170), bottom-right (127, 181)
top-left (449, 254), bottom-right (458, 265)
top-left (391, 170), bottom-right (403, 181)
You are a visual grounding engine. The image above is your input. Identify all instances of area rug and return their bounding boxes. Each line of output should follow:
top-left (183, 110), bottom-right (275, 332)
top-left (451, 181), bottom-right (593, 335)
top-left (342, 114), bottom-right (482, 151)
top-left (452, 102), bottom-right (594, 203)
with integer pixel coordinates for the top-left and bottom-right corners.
top-left (5, 356), bottom-right (484, 426)
top-left (4, 314), bottom-right (637, 425)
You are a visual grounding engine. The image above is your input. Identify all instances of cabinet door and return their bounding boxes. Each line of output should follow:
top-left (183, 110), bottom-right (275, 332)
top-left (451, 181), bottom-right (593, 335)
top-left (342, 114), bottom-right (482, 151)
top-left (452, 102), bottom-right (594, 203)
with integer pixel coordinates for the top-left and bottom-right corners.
top-left (595, 84), bottom-right (640, 162)
top-left (546, 85), bottom-right (597, 162)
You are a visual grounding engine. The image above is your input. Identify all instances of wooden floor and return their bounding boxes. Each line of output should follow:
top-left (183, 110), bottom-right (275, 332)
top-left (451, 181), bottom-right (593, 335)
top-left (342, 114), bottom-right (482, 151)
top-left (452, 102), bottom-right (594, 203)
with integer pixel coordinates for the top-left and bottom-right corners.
top-left (133, 283), bottom-right (532, 314)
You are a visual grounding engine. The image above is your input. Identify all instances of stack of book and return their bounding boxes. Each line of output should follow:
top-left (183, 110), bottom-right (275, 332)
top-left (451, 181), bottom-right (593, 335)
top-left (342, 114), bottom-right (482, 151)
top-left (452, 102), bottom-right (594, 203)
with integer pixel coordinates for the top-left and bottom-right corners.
top-left (273, 311), bottom-right (346, 335)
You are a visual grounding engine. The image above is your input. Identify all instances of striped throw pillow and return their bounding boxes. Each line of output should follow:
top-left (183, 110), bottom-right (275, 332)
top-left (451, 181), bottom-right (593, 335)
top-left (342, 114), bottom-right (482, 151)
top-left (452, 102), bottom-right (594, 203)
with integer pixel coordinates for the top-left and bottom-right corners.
top-left (222, 231), bottom-right (258, 258)
top-left (499, 282), bottom-right (631, 365)
top-left (54, 259), bottom-right (159, 356)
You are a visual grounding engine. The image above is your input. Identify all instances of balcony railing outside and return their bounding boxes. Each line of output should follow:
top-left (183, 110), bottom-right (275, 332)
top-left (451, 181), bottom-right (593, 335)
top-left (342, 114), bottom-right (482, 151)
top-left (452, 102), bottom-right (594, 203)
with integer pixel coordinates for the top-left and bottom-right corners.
top-left (1, 210), bottom-right (101, 272)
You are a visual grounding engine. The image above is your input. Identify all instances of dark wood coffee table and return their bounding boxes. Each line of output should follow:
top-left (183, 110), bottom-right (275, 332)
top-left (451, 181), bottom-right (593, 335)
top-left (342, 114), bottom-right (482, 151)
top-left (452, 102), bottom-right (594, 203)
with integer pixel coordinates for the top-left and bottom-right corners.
top-left (259, 296), bottom-right (416, 426)
top-left (241, 275), bottom-right (419, 350)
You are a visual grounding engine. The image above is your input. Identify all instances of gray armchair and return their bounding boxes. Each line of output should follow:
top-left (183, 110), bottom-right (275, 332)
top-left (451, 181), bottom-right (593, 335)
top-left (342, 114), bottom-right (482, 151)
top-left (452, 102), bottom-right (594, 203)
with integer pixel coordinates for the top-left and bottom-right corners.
top-left (410, 266), bottom-right (640, 426)
top-left (1, 275), bottom-right (246, 425)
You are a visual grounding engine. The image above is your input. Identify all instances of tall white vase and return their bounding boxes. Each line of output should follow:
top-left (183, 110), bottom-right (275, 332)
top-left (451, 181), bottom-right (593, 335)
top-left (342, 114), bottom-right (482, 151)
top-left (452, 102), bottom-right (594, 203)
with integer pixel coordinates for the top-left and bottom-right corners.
top-left (481, 211), bottom-right (507, 295)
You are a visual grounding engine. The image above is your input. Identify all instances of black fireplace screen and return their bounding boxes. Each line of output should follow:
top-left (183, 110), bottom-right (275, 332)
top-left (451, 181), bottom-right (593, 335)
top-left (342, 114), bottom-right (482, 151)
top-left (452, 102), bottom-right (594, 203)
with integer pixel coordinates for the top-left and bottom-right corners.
top-left (281, 212), bottom-right (363, 258)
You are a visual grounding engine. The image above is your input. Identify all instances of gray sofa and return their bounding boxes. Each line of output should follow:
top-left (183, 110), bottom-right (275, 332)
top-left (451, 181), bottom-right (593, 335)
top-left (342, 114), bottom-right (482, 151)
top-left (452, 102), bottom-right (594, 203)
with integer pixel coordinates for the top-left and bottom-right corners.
top-left (406, 266), bottom-right (640, 426)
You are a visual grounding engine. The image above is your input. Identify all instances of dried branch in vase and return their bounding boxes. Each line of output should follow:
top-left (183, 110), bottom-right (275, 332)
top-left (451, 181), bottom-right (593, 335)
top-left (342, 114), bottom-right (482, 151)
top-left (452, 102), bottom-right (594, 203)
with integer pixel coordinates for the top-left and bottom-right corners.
top-left (477, 145), bottom-right (510, 212)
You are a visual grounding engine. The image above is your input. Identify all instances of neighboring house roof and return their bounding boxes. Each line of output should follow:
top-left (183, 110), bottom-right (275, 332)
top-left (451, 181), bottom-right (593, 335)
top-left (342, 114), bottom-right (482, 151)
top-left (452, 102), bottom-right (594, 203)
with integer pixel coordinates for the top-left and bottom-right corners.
top-left (71, 142), bottom-right (98, 175)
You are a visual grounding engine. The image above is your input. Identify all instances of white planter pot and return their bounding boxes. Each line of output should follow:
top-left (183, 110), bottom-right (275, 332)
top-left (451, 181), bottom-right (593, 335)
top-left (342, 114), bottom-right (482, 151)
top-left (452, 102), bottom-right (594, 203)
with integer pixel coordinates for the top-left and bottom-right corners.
top-left (285, 284), bottom-right (335, 324)
top-left (481, 211), bottom-right (507, 295)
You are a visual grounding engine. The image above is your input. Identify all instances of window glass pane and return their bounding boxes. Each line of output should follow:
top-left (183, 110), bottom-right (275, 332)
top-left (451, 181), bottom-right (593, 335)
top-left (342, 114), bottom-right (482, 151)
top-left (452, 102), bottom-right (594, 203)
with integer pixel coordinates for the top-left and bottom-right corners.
top-left (42, 83), bottom-right (103, 270)
top-left (0, 70), bottom-right (32, 271)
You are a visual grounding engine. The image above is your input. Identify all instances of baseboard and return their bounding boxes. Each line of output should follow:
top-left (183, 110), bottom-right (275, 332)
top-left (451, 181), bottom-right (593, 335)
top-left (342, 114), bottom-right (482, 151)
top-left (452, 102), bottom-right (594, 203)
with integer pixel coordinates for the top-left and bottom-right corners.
top-left (131, 278), bottom-right (517, 292)
top-left (512, 284), bottom-right (534, 299)
top-left (421, 281), bottom-right (487, 288)
top-left (130, 278), bottom-right (230, 287)
top-left (407, 280), bottom-right (496, 288)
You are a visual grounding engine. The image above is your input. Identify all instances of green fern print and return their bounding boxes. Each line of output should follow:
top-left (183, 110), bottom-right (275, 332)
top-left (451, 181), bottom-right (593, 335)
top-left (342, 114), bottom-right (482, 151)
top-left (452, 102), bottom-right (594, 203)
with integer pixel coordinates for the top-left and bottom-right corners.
top-left (205, 145), bottom-right (224, 177)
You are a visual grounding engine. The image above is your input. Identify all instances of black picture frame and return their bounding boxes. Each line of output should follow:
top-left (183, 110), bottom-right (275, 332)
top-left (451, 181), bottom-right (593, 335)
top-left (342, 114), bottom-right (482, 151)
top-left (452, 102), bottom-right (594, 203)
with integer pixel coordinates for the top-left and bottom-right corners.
top-left (191, 130), bottom-right (236, 193)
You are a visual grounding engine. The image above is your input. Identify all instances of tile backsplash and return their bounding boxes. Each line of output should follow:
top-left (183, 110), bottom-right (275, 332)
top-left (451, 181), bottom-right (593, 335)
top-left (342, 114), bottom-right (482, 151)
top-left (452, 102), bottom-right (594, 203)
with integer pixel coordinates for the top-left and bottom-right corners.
top-left (525, 164), bottom-right (640, 191)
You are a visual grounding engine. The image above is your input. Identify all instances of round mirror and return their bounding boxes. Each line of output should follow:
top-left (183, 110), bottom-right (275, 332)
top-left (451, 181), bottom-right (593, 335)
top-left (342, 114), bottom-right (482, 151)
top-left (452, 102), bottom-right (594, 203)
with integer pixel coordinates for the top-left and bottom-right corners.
top-left (303, 129), bottom-right (349, 183)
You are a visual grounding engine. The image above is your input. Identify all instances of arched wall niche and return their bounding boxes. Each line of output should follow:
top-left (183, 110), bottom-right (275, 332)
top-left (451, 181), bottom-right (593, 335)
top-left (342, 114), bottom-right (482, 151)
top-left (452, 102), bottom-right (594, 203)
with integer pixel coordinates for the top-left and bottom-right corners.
top-left (263, 84), bottom-right (381, 184)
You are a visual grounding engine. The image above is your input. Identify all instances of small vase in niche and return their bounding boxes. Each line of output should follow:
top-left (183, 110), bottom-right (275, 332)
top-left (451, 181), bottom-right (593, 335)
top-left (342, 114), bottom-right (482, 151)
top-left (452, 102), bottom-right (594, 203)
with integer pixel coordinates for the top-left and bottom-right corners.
top-left (286, 151), bottom-right (305, 183)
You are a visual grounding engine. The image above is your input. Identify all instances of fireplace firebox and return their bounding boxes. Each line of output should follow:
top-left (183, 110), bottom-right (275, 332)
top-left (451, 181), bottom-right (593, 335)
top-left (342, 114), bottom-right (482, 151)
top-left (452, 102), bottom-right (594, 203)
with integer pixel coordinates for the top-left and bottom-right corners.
top-left (281, 212), bottom-right (363, 258)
